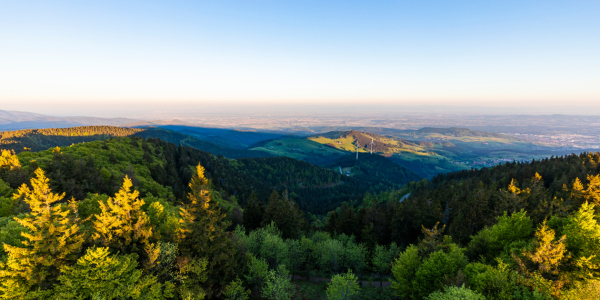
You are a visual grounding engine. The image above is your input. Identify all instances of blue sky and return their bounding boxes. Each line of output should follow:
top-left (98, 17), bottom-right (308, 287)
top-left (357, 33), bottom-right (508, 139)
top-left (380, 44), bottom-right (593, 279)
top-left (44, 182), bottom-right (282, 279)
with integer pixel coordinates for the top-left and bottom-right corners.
top-left (1, 1), bottom-right (599, 115)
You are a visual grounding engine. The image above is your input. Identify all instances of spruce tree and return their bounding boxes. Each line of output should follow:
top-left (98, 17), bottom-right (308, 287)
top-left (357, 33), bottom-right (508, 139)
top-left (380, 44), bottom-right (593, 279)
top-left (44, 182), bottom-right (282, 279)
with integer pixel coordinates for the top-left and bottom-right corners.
top-left (177, 164), bottom-right (237, 297)
top-left (262, 190), bottom-right (303, 239)
top-left (0, 168), bottom-right (84, 298)
top-left (0, 150), bottom-right (20, 171)
top-left (92, 175), bottom-right (153, 252)
top-left (243, 191), bottom-right (264, 231)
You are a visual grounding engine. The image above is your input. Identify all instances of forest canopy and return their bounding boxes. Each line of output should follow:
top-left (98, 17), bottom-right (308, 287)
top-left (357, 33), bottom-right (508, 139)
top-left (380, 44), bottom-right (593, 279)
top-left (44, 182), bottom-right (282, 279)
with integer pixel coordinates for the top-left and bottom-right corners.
top-left (1, 131), bottom-right (600, 299)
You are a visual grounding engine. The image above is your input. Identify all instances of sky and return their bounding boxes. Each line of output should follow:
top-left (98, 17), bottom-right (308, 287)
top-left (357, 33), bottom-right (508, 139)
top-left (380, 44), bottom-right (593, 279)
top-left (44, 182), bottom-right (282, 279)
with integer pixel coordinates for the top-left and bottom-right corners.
top-left (1, 0), bottom-right (599, 116)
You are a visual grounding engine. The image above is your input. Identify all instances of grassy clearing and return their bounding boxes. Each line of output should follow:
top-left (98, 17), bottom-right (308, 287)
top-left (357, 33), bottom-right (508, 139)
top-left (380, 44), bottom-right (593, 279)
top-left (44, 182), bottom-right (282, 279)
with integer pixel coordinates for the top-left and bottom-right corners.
top-left (309, 136), bottom-right (361, 152)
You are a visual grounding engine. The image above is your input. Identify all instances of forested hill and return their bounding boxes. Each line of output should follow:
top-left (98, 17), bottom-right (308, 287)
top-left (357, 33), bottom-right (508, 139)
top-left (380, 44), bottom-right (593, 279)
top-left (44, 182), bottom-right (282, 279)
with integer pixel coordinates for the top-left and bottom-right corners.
top-left (323, 151), bottom-right (600, 248)
top-left (0, 125), bottom-right (272, 159)
top-left (0, 126), bottom-right (143, 153)
top-left (1, 136), bottom-right (407, 214)
top-left (134, 128), bottom-right (272, 159)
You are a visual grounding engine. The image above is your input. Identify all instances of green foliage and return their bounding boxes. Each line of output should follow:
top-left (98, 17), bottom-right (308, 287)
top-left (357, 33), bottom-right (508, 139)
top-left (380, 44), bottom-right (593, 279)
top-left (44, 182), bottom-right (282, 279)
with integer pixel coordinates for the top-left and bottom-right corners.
top-left (391, 245), bottom-right (422, 299)
top-left (177, 164), bottom-right (237, 297)
top-left (242, 191), bottom-right (263, 231)
top-left (244, 254), bottom-right (269, 295)
top-left (175, 258), bottom-right (209, 300)
top-left (317, 239), bottom-right (345, 275)
top-left (223, 278), bottom-right (250, 300)
top-left (326, 269), bottom-right (361, 300)
top-left (54, 246), bottom-right (166, 300)
top-left (92, 176), bottom-right (153, 251)
top-left (261, 190), bottom-right (305, 239)
top-left (561, 279), bottom-right (600, 300)
top-left (563, 201), bottom-right (600, 280)
top-left (372, 243), bottom-right (399, 285)
top-left (391, 241), bottom-right (468, 300)
top-left (342, 240), bottom-right (368, 278)
top-left (0, 169), bottom-right (84, 297)
top-left (467, 210), bottom-right (533, 262)
top-left (0, 126), bottom-right (143, 153)
top-left (0, 216), bottom-right (26, 259)
top-left (260, 232), bottom-right (290, 269)
top-left (148, 242), bottom-right (179, 282)
top-left (425, 285), bottom-right (485, 300)
top-left (413, 246), bottom-right (468, 299)
top-left (262, 265), bottom-right (294, 300)
top-left (464, 259), bottom-right (557, 300)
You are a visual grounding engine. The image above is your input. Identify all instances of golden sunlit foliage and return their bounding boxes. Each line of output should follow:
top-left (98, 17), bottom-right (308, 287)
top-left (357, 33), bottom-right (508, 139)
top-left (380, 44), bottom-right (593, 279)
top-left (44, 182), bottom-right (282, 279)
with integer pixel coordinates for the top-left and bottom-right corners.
top-left (93, 176), bottom-right (153, 251)
top-left (0, 168), bottom-right (83, 298)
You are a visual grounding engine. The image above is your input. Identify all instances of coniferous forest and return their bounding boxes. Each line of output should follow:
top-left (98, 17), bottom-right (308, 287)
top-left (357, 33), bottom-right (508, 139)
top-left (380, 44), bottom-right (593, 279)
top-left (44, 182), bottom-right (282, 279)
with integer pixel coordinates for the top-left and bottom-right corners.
top-left (1, 129), bottom-right (600, 299)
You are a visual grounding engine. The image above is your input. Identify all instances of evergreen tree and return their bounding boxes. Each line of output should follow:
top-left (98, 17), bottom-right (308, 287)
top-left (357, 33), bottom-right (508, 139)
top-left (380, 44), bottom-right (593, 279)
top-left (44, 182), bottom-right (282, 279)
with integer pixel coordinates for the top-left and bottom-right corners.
top-left (515, 220), bottom-right (568, 291)
top-left (177, 164), bottom-right (237, 297)
top-left (0, 168), bottom-right (84, 298)
top-left (92, 176), bottom-right (153, 252)
top-left (243, 191), bottom-right (263, 231)
top-left (261, 190), bottom-right (303, 239)
top-left (0, 150), bottom-right (20, 171)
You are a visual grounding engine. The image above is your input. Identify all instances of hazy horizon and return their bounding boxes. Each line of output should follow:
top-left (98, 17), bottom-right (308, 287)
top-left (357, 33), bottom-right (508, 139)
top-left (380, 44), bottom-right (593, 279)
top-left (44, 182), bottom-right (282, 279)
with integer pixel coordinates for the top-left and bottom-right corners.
top-left (2, 1), bottom-right (599, 114)
top-left (2, 104), bottom-right (600, 120)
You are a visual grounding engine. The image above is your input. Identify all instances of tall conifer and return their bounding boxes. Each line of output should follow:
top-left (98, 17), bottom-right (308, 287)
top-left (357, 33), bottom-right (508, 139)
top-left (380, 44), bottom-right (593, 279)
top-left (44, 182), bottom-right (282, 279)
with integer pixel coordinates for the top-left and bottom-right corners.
top-left (243, 191), bottom-right (263, 231)
top-left (177, 164), bottom-right (237, 297)
top-left (92, 176), bottom-right (153, 252)
top-left (0, 168), bottom-right (84, 297)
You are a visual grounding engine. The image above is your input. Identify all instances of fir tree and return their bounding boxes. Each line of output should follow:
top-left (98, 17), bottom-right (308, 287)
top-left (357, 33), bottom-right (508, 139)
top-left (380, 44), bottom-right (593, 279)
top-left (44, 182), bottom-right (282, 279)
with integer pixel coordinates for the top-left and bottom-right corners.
top-left (0, 150), bottom-right (20, 171)
top-left (262, 190), bottom-right (303, 239)
top-left (243, 191), bottom-right (263, 231)
top-left (92, 176), bottom-right (153, 252)
top-left (0, 168), bottom-right (84, 297)
top-left (177, 164), bottom-right (237, 297)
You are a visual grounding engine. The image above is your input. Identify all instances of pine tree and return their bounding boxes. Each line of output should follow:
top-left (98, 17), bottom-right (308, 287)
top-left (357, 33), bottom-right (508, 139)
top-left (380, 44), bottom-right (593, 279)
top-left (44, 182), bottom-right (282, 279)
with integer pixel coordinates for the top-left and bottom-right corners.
top-left (522, 221), bottom-right (568, 278)
top-left (243, 191), bottom-right (263, 231)
top-left (177, 164), bottom-right (237, 297)
top-left (0, 150), bottom-right (20, 171)
top-left (584, 175), bottom-right (600, 208)
top-left (92, 176), bottom-right (153, 252)
top-left (0, 168), bottom-right (84, 297)
top-left (261, 190), bottom-right (303, 239)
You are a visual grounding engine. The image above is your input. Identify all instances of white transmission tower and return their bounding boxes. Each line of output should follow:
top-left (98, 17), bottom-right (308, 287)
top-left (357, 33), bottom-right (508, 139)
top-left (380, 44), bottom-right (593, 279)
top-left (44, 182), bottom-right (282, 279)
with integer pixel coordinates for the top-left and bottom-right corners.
top-left (370, 138), bottom-right (374, 154)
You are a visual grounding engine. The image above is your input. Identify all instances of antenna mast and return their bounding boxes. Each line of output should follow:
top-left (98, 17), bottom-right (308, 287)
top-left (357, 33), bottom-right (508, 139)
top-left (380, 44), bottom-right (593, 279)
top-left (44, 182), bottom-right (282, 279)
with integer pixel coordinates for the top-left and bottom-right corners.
top-left (356, 141), bottom-right (360, 160)
top-left (370, 138), bottom-right (374, 154)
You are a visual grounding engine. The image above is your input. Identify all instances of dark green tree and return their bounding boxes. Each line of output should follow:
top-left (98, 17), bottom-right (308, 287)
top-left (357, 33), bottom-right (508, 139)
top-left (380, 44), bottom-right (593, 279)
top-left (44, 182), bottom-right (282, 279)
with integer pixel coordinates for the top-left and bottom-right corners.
top-left (177, 164), bottom-right (237, 298)
top-left (243, 191), bottom-right (263, 231)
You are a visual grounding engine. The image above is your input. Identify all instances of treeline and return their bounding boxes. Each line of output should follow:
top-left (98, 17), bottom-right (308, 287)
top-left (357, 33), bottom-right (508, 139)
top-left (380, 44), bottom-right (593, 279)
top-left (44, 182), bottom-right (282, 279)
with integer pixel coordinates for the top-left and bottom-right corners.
top-left (0, 125), bottom-right (276, 160)
top-left (320, 152), bottom-right (600, 248)
top-left (0, 161), bottom-right (238, 299)
top-left (0, 136), bottom-right (407, 216)
top-left (3, 134), bottom-right (600, 298)
top-left (0, 126), bottom-right (143, 153)
top-left (0, 141), bottom-right (405, 299)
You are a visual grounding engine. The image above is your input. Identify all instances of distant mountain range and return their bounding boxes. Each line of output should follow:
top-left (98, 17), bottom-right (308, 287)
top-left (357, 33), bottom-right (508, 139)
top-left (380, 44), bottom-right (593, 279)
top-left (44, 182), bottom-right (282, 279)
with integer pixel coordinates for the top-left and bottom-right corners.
top-left (0, 109), bottom-right (209, 131)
